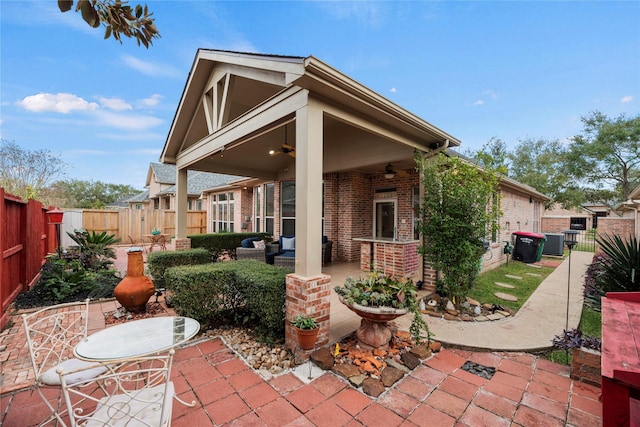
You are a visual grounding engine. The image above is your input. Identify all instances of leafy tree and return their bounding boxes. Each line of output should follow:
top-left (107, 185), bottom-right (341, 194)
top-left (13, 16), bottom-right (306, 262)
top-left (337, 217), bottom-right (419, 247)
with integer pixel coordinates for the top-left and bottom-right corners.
top-left (58, 0), bottom-right (160, 47)
top-left (508, 138), bottom-right (583, 208)
top-left (0, 140), bottom-right (67, 201)
top-left (567, 111), bottom-right (640, 201)
top-left (45, 179), bottom-right (141, 208)
top-left (467, 137), bottom-right (510, 175)
top-left (417, 153), bottom-right (501, 307)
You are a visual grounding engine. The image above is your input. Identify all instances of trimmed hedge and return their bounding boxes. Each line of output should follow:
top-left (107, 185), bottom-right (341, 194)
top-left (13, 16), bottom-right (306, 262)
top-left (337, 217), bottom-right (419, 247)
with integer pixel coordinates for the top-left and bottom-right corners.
top-left (164, 260), bottom-right (287, 341)
top-left (188, 232), bottom-right (272, 260)
top-left (147, 248), bottom-right (211, 288)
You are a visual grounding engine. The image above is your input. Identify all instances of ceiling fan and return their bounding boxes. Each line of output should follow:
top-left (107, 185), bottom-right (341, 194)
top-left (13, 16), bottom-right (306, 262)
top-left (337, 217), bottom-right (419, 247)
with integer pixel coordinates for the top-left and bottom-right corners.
top-left (269, 125), bottom-right (296, 158)
top-left (383, 163), bottom-right (409, 179)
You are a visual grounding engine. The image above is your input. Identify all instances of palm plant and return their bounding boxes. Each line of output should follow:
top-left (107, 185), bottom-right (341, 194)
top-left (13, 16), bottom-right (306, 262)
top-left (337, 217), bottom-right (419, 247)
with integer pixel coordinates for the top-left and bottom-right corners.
top-left (595, 233), bottom-right (639, 293)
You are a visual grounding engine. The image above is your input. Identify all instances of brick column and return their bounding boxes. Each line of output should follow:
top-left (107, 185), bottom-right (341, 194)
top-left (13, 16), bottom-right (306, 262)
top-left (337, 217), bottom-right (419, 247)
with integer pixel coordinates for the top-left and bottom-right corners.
top-left (173, 238), bottom-right (191, 251)
top-left (285, 273), bottom-right (331, 352)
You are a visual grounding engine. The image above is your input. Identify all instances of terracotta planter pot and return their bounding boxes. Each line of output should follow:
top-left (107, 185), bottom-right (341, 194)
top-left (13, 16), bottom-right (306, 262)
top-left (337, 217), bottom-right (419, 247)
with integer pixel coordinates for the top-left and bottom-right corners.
top-left (295, 327), bottom-right (319, 350)
top-left (114, 249), bottom-right (155, 312)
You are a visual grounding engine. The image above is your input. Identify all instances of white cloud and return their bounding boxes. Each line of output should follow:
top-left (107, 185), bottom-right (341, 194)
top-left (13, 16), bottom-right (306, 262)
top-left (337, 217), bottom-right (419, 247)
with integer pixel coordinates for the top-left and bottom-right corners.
top-left (621, 95), bottom-right (633, 103)
top-left (17, 93), bottom-right (99, 114)
top-left (390, 87), bottom-right (397, 93)
top-left (121, 55), bottom-right (182, 78)
top-left (99, 97), bottom-right (132, 111)
top-left (94, 110), bottom-right (163, 130)
top-left (139, 94), bottom-right (163, 107)
top-left (473, 100), bottom-right (484, 106)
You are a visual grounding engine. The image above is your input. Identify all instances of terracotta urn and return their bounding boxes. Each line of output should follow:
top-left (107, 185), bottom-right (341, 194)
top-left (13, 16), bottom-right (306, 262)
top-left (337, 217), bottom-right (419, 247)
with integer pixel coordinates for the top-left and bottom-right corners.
top-left (114, 248), bottom-right (155, 312)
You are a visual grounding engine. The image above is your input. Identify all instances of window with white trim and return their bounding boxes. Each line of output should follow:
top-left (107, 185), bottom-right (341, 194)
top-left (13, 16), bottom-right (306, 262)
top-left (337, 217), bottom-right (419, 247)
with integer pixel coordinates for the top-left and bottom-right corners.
top-left (212, 193), bottom-right (234, 232)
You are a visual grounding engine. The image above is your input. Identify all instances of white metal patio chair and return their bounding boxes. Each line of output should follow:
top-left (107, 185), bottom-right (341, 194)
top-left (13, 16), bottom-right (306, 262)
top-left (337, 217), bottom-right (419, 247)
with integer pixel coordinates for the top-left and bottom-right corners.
top-left (22, 299), bottom-right (108, 426)
top-left (58, 350), bottom-right (175, 427)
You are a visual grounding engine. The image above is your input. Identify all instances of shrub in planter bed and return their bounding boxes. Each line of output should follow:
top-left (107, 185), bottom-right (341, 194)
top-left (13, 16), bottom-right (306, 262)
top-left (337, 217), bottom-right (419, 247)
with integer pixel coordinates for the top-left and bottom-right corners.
top-left (147, 248), bottom-right (211, 288)
top-left (164, 260), bottom-right (287, 341)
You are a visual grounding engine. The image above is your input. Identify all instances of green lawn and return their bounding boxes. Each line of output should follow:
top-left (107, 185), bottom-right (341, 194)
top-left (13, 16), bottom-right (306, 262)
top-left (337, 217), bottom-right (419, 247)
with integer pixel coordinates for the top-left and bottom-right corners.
top-left (467, 260), bottom-right (555, 312)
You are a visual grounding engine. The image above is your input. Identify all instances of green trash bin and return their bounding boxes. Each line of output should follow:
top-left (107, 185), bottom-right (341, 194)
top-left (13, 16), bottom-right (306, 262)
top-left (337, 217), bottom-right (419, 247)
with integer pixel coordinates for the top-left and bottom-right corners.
top-left (535, 236), bottom-right (546, 262)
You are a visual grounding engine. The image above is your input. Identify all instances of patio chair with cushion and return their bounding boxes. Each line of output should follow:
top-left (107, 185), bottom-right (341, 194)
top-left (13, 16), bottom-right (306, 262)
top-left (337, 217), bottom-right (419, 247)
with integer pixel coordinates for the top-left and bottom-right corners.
top-left (271, 235), bottom-right (333, 266)
top-left (58, 350), bottom-right (175, 426)
top-left (22, 299), bottom-right (109, 426)
top-left (236, 237), bottom-right (278, 264)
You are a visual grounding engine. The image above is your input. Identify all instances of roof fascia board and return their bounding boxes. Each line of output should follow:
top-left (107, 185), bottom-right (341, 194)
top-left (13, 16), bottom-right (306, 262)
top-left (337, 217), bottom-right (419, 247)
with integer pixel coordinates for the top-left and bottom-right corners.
top-left (197, 50), bottom-right (305, 82)
top-left (176, 86), bottom-right (308, 170)
top-left (301, 56), bottom-right (460, 146)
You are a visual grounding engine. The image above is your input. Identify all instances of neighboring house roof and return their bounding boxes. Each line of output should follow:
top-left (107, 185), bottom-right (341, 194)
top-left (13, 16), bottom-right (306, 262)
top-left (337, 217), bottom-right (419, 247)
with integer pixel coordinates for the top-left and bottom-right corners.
top-left (616, 183), bottom-right (640, 211)
top-left (148, 163), bottom-right (241, 197)
top-left (106, 191), bottom-right (146, 208)
top-left (124, 190), bottom-right (150, 203)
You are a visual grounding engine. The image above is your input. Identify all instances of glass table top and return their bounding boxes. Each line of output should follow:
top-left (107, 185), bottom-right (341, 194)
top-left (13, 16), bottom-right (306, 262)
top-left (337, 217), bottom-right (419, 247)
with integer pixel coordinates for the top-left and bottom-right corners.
top-left (74, 316), bottom-right (200, 361)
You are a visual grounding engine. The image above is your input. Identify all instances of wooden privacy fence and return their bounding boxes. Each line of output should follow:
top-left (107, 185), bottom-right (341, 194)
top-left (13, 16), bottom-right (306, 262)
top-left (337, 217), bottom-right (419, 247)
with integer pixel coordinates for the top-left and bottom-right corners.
top-left (0, 188), bottom-right (56, 329)
top-left (82, 208), bottom-right (207, 242)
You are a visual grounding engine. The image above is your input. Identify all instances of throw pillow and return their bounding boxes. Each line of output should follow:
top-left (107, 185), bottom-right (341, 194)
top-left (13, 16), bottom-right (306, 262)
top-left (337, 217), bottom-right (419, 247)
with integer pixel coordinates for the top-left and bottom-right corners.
top-left (253, 240), bottom-right (266, 249)
top-left (282, 237), bottom-right (295, 250)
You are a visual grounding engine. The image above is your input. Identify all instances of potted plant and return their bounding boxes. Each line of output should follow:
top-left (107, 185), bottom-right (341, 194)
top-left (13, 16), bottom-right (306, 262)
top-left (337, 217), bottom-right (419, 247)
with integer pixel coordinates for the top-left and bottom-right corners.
top-left (291, 314), bottom-right (319, 350)
top-left (334, 271), bottom-right (431, 349)
top-left (151, 227), bottom-right (162, 235)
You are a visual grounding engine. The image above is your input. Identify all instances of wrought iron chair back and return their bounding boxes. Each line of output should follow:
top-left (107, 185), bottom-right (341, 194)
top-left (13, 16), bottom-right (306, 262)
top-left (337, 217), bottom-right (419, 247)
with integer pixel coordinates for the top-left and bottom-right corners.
top-left (58, 350), bottom-right (175, 427)
top-left (22, 299), bottom-right (107, 426)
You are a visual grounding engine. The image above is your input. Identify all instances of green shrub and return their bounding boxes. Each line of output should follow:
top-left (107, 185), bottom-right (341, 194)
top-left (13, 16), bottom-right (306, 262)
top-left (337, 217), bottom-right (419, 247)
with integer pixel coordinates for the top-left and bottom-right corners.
top-left (164, 260), bottom-right (287, 341)
top-left (233, 261), bottom-right (288, 338)
top-left (189, 232), bottom-right (271, 260)
top-left (596, 233), bottom-right (640, 293)
top-left (147, 248), bottom-right (211, 288)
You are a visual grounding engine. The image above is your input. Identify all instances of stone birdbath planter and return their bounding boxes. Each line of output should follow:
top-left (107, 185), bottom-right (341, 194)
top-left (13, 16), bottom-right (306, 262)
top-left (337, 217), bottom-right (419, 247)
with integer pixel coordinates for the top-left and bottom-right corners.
top-left (334, 271), bottom-right (431, 350)
top-left (339, 297), bottom-right (408, 350)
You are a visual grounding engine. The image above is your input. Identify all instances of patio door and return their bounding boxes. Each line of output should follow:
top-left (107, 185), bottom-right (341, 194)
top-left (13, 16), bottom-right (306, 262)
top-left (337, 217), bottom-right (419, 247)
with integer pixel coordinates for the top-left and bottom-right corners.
top-left (374, 199), bottom-right (397, 240)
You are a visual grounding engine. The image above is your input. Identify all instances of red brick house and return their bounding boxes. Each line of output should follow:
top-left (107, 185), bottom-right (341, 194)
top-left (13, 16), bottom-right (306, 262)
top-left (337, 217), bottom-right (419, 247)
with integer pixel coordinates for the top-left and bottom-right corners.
top-left (159, 50), bottom-right (549, 348)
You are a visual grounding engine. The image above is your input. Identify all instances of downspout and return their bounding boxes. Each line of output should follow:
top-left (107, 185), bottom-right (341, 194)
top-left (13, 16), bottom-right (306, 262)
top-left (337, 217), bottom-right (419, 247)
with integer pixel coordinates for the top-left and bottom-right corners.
top-left (417, 139), bottom-right (450, 288)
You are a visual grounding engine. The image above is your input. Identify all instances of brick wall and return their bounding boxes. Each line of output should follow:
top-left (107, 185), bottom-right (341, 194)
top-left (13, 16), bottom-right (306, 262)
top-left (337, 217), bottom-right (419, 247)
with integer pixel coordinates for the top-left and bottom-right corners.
top-left (336, 172), bottom-right (371, 262)
top-left (173, 237), bottom-right (191, 251)
top-left (596, 217), bottom-right (636, 252)
top-left (359, 241), bottom-right (420, 280)
top-left (541, 217), bottom-right (571, 234)
top-left (571, 347), bottom-right (601, 387)
top-left (284, 274), bottom-right (331, 351)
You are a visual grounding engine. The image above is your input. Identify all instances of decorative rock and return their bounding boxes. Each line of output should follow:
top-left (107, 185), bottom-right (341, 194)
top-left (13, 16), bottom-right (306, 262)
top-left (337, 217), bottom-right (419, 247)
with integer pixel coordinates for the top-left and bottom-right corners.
top-left (487, 313), bottom-right (504, 321)
top-left (475, 315), bottom-right (490, 321)
top-left (496, 310), bottom-right (511, 317)
top-left (349, 374), bottom-right (367, 387)
top-left (494, 292), bottom-right (518, 302)
top-left (362, 378), bottom-right (385, 397)
top-left (409, 345), bottom-right (431, 359)
top-left (494, 282), bottom-right (515, 289)
top-left (460, 314), bottom-right (474, 322)
top-left (419, 299), bottom-right (426, 310)
top-left (385, 358), bottom-right (410, 373)
top-left (466, 297), bottom-right (481, 306)
top-left (445, 300), bottom-right (455, 311)
top-left (332, 363), bottom-right (361, 379)
top-left (310, 347), bottom-right (334, 370)
top-left (473, 305), bottom-right (482, 315)
top-left (381, 366), bottom-right (405, 387)
top-left (401, 351), bottom-right (421, 369)
top-left (429, 341), bottom-right (442, 353)
top-left (505, 274), bottom-right (523, 280)
top-left (443, 313), bottom-right (458, 321)
top-left (427, 299), bottom-right (438, 307)
top-left (526, 272), bottom-right (542, 277)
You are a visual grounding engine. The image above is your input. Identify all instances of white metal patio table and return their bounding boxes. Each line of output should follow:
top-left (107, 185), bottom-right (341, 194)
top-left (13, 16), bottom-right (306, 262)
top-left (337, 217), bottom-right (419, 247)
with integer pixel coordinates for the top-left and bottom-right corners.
top-left (74, 316), bottom-right (200, 361)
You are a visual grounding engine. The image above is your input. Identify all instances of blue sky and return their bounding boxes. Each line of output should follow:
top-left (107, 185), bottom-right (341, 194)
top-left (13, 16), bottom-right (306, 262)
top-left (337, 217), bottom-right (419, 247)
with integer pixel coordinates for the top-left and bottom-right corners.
top-left (1, 1), bottom-right (639, 190)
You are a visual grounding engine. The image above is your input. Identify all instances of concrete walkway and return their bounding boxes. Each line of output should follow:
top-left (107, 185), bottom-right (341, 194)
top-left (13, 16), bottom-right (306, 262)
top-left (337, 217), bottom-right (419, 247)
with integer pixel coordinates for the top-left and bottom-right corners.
top-left (397, 251), bottom-right (594, 352)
